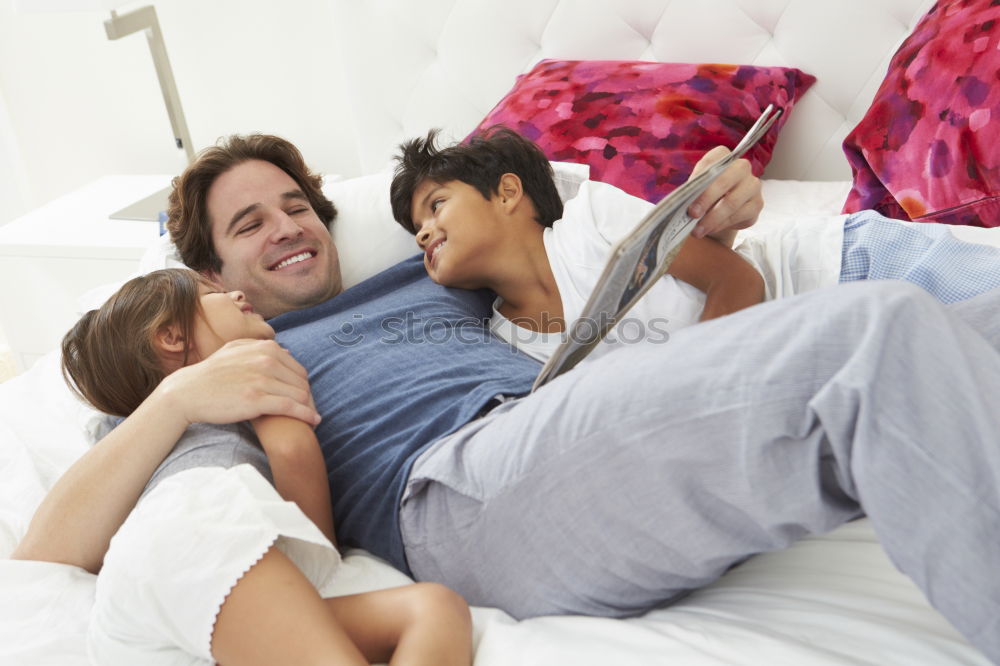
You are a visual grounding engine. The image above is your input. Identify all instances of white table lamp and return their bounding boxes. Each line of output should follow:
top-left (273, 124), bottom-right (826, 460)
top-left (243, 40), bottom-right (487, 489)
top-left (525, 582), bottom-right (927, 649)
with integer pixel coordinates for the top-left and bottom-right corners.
top-left (14, 0), bottom-right (194, 221)
top-left (103, 4), bottom-right (193, 220)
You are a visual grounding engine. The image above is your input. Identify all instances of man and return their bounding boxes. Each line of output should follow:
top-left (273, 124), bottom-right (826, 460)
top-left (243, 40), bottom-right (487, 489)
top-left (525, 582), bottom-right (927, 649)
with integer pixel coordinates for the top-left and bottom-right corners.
top-left (16, 134), bottom-right (1000, 661)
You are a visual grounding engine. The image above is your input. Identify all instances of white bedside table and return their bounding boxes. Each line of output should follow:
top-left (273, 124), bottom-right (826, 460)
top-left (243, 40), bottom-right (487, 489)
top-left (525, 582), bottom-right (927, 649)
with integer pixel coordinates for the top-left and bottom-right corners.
top-left (0, 176), bottom-right (171, 371)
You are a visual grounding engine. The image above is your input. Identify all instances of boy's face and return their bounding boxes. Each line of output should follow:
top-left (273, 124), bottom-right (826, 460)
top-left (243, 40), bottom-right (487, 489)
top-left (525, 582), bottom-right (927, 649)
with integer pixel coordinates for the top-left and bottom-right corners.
top-left (410, 179), bottom-right (504, 289)
top-left (205, 159), bottom-right (342, 318)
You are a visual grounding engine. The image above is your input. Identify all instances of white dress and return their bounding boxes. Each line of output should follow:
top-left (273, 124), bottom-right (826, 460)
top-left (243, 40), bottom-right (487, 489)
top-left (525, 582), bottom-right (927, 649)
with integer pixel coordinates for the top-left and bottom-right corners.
top-left (87, 423), bottom-right (340, 665)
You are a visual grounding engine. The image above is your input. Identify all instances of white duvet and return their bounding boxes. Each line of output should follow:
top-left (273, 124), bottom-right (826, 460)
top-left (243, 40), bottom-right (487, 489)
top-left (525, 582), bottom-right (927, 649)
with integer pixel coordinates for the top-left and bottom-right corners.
top-left (0, 180), bottom-right (994, 665)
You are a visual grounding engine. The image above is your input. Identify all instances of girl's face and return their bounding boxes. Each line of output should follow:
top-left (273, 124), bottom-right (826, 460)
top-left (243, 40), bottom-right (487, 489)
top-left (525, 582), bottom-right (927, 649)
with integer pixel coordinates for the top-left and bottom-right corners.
top-left (191, 285), bottom-right (275, 358)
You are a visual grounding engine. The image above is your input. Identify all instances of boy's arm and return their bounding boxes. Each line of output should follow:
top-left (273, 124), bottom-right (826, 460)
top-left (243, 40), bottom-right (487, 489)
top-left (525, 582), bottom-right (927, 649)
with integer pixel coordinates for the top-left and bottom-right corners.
top-left (11, 339), bottom-right (318, 573)
top-left (668, 235), bottom-right (765, 321)
top-left (687, 146), bottom-right (764, 246)
top-left (251, 415), bottom-right (336, 547)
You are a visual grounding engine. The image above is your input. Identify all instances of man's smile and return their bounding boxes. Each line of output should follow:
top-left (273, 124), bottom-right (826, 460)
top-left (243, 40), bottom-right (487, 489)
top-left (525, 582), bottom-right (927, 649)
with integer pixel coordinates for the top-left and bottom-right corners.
top-left (269, 250), bottom-right (317, 271)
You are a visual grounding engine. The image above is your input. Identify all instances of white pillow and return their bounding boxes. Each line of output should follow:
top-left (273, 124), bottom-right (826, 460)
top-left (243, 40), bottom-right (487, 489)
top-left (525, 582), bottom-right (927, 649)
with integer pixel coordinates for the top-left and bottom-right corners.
top-left (116, 171), bottom-right (417, 292)
top-left (324, 170), bottom-right (417, 289)
top-left (326, 161), bottom-right (591, 288)
top-left (118, 161), bottom-right (593, 294)
top-left (551, 160), bottom-right (589, 203)
top-left (76, 234), bottom-right (185, 314)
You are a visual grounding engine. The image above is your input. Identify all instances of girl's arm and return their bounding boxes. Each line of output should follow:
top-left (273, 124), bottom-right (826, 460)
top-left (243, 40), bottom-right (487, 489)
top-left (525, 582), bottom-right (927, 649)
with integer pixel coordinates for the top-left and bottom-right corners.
top-left (668, 235), bottom-right (766, 321)
top-left (251, 415), bottom-right (336, 546)
top-left (11, 339), bottom-right (318, 573)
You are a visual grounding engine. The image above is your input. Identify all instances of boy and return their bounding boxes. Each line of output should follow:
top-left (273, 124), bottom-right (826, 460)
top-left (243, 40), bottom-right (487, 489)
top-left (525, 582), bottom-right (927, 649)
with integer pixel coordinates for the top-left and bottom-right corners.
top-left (390, 127), bottom-right (766, 362)
top-left (390, 127), bottom-right (1000, 362)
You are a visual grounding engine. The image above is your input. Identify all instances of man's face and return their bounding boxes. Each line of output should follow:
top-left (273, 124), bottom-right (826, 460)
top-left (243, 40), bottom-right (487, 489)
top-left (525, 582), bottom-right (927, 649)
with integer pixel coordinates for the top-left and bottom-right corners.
top-left (206, 159), bottom-right (342, 318)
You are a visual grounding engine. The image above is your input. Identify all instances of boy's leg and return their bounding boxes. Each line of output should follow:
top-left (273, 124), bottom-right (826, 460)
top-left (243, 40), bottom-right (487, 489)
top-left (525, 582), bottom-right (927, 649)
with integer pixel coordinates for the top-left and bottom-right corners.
top-left (840, 209), bottom-right (1000, 302)
top-left (401, 281), bottom-right (1000, 661)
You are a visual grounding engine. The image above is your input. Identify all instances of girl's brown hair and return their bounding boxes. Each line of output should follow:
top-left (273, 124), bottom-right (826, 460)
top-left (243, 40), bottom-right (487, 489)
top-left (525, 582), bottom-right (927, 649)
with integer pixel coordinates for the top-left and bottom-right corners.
top-left (61, 269), bottom-right (205, 417)
top-left (166, 133), bottom-right (337, 273)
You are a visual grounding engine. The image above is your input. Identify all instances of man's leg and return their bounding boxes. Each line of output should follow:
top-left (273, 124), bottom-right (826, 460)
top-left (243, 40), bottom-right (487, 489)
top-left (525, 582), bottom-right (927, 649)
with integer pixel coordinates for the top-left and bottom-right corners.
top-left (947, 288), bottom-right (1000, 349)
top-left (840, 209), bottom-right (1000, 302)
top-left (401, 281), bottom-right (1000, 661)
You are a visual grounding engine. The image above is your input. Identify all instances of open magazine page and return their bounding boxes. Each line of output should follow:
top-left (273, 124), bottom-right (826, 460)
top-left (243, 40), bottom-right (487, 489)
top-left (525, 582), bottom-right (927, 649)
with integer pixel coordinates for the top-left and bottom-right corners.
top-left (532, 105), bottom-right (782, 390)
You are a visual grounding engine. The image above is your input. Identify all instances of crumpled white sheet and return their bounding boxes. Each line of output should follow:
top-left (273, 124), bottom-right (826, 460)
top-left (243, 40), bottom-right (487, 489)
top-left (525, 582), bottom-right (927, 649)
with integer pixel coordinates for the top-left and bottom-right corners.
top-left (1, 522), bottom-right (989, 666)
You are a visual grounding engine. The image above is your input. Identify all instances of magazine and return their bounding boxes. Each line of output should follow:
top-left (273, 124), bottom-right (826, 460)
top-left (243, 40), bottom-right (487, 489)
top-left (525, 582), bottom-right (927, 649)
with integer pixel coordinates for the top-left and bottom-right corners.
top-left (531, 104), bottom-right (783, 391)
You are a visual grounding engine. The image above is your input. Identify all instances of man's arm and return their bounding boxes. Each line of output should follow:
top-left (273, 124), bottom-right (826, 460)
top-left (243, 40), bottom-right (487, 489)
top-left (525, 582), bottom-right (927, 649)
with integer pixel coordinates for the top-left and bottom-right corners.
top-left (251, 416), bottom-right (336, 547)
top-left (668, 235), bottom-right (765, 321)
top-left (11, 339), bottom-right (319, 573)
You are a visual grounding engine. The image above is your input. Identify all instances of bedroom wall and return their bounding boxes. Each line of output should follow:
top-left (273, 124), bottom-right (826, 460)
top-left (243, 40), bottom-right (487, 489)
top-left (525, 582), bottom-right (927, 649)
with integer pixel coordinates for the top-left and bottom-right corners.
top-left (0, 88), bottom-right (27, 227)
top-left (0, 0), bottom-right (360, 226)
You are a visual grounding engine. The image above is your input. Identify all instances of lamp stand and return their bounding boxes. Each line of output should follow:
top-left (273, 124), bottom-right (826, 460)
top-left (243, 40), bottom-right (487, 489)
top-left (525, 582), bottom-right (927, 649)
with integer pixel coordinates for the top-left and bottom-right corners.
top-left (105, 5), bottom-right (192, 221)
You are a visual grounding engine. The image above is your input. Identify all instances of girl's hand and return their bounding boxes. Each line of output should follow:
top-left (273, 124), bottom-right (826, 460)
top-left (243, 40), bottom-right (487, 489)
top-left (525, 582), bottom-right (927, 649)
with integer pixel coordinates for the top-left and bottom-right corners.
top-left (686, 146), bottom-right (764, 246)
top-left (157, 338), bottom-right (320, 427)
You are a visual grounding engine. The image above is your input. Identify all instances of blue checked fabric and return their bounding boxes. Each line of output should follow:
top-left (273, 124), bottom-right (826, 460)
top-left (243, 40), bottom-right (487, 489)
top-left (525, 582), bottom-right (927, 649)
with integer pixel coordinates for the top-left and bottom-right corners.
top-left (840, 210), bottom-right (1000, 303)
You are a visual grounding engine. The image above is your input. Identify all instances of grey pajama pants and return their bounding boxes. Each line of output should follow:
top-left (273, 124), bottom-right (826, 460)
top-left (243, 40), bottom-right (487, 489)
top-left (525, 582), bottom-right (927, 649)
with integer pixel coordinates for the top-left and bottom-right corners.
top-left (399, 280), bottom-right (1000, 661)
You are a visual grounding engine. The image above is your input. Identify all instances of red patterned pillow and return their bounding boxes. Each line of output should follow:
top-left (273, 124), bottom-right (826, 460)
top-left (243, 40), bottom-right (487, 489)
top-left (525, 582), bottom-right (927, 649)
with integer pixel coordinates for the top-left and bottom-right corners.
top-left (843, 0), bottom-right (1000, 228)
top-left (469, 59), bottom-right (815, 203)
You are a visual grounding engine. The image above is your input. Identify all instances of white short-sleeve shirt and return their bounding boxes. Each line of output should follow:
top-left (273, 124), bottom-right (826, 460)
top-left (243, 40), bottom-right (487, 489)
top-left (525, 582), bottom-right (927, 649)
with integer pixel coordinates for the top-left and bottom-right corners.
top-left (490, 162), bottom-right (844, 363)
top-left (491, 168), bottom-right (706, 364)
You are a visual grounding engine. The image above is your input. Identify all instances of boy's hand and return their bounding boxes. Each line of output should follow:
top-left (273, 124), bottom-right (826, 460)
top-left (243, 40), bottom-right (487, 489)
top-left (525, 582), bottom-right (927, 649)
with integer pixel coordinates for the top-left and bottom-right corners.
top-left (686, 146), bottom-right (763, 246)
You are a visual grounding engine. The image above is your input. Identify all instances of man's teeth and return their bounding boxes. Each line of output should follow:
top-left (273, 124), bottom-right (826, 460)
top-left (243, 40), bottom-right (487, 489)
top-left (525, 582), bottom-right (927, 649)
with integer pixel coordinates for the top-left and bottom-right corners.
top-left (273, 252), bottom-right (312, 270)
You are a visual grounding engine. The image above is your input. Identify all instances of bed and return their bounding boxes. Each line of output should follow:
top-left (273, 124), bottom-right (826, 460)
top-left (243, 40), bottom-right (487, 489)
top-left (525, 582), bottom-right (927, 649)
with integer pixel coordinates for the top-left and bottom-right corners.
top-left (3, 0), bottom-right (998, 663)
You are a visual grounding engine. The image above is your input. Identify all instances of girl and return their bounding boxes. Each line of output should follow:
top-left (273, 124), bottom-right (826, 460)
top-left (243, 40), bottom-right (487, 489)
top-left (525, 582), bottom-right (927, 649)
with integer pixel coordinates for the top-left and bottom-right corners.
top-left (58, 268), bottom-right (471, 666)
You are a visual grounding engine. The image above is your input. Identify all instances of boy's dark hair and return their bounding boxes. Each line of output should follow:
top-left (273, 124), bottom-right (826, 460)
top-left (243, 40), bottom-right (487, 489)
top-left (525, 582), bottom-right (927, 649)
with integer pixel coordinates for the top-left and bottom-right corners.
top-left (390, 126), bottom-right (563, 233)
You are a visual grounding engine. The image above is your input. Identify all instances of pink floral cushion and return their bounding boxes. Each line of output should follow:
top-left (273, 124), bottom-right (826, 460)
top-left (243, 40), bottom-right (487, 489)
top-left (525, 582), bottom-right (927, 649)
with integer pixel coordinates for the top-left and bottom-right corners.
top-left (843, 0), bottom-right (1000, 228)
top-left (469, 60), bottom-right (815, 203)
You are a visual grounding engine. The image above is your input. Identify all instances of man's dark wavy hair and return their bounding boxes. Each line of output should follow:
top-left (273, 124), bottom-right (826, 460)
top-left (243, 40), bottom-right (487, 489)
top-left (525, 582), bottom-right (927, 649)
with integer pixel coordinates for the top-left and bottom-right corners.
top-left (167, 133), bottom-right (337, 273)
top-left (390, 126), bottom-right (563, 233)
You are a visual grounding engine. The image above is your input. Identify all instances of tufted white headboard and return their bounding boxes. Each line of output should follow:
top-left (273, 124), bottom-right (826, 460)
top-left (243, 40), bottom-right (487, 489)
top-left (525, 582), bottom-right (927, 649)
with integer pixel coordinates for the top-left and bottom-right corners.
top-left (330, 0), bottom-right (934, 181)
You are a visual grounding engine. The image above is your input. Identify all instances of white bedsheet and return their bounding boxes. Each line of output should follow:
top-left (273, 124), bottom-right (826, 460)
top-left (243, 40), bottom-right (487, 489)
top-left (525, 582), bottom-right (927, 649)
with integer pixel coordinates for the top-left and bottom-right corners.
top-left (0, 181), bottom-right (993, 665)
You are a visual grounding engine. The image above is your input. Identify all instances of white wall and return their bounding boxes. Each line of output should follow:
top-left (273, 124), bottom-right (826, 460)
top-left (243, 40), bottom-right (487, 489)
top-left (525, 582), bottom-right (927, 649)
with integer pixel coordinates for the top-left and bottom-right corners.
top-left (0, 0), bottom-right (361, 224)
top-left (0, 86), bottom-right (25, 358)
top-left (0, 86), bottom-right (28, 226)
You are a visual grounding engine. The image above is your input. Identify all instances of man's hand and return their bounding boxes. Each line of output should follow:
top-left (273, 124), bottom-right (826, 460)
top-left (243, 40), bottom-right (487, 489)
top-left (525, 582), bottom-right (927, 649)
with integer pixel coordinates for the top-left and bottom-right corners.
top-left (157, 338), bottom-right (320, 427)
top-left (686, 146), bottom-right (764, 246)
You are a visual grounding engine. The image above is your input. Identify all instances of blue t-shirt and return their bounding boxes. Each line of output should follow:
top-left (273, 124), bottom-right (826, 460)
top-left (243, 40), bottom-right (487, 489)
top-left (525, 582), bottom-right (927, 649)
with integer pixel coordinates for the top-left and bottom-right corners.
top-left (271, 255), bottom-right (539, 572)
